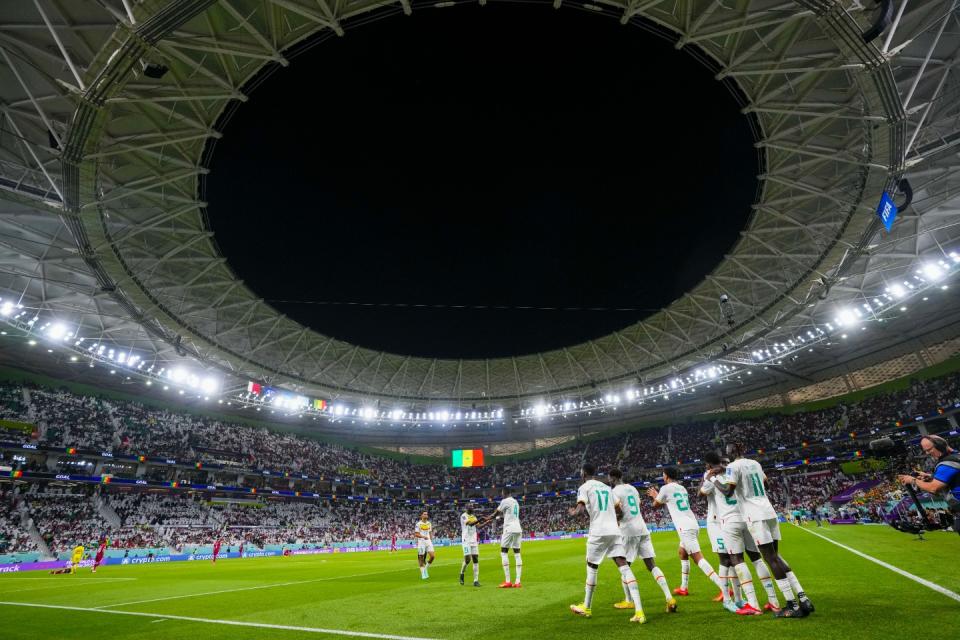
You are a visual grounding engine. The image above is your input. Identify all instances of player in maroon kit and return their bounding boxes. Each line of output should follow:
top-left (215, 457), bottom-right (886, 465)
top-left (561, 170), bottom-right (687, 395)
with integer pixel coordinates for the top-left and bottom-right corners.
top-left (92, 537), bottom-right (108, 573)
top-left (390, 531), bottom-right (397, 553)
top-left (212, 537), bottom-right (222, 564)
top-left (238, 541), bottom-right (245, 558)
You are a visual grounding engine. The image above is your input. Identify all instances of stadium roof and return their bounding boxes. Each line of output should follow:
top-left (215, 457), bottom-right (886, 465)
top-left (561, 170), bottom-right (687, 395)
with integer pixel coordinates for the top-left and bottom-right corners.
top-left (1, 0), bottom-right (959, 436)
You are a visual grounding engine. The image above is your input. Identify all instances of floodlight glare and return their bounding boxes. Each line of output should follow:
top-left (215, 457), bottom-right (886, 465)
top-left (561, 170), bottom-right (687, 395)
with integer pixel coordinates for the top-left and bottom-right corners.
top-left (200, 377), bottom-right (219, 394)
top-left (921, 263), bottom-right (944, 281)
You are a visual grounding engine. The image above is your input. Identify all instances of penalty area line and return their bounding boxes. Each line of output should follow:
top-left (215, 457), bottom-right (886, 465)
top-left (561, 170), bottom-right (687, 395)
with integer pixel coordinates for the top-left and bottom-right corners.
top-left (790, 523), bottom-right (960, 603)
top-left (0, 601), bottom-right (442, 640)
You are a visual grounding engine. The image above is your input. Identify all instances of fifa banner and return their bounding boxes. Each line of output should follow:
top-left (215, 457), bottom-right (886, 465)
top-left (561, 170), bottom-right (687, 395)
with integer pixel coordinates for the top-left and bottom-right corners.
top-left (877, 191), bottom-right (898, 232)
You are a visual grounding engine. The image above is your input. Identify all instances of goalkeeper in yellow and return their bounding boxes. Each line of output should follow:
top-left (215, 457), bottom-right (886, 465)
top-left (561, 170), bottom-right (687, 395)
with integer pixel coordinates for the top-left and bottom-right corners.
top-left (460, 506), bottom-right (481, 587)
top-left (50, 544), bottom-right (85, 574)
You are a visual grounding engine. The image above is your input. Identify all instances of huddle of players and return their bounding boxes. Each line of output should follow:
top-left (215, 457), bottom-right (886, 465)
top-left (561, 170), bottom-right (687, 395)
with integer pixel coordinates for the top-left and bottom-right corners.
top-left (569, 442), bottom-right (814, 624)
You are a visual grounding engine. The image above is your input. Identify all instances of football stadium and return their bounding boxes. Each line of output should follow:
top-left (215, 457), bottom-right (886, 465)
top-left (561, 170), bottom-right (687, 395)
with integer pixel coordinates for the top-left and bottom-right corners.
top-left (1, 1), bottom-right (960, 639)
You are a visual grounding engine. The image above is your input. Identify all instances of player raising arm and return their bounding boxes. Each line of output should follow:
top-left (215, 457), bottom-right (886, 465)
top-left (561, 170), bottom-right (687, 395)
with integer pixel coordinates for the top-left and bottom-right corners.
top-left (709, 443), bottom-right (814, 618)
top-left (478, 492), bottom-right (523, 588)
top-left (646, 468), bottom-right (731, 607)
top-left (569, 463), bottom-right (646, 624)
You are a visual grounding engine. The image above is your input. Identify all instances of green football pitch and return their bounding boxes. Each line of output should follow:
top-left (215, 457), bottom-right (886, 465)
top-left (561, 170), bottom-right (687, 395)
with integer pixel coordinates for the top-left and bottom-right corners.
top-left (1, 524), bottom-right (957, 640)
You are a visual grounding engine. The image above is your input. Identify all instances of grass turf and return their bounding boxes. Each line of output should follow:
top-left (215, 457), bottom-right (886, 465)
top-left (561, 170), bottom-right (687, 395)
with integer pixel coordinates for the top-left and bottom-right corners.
top-left (0, 523), bottom-right (956, 639)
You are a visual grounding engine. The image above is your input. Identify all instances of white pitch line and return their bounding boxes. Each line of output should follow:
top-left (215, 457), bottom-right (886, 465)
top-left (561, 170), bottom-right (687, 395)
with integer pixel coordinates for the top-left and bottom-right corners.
top-left (0, 601), bottom-right (442, 640)
top-left (95, 561), bottom-right (459, 609)
top-left (791, 523), bottom-right (960, 603)
top-left (0, 577), bottom-right (136, 581)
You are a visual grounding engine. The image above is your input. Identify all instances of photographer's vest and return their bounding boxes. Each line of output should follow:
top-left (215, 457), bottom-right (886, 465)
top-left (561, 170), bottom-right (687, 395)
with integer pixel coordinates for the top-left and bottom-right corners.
top-left (934, 452), bottom-right (960, 510)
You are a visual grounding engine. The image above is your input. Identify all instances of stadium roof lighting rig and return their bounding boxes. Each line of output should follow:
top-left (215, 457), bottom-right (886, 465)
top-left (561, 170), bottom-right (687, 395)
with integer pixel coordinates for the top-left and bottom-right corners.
top-left (0, 250), bottom-right (958, 428)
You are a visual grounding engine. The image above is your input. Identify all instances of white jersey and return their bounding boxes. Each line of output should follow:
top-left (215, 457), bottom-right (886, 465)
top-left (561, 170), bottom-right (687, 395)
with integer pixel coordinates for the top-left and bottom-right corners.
top-left (497, 497), bottom-right (523, 533)
top-left (702, 472), bottom-right (741, 522)
top-left (576, 479), bottom-right (621, 537)
top-left (655, 482), bottom-right (699, 533)
top-left (723, 458), bottom-right (777, 522)
top-left (612, 482), bottom-right (649, 537)
top-left (414, 519), bottom-right (432, 541)
top-left (701, 472), bottom-right (717, 522)
top-left (460, 513), bottom-right (478, 545)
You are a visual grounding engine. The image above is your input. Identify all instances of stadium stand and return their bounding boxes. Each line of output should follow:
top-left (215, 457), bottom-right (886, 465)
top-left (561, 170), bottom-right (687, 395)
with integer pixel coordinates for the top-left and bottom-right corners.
top-left (0, 370), bottom-right (958, 560)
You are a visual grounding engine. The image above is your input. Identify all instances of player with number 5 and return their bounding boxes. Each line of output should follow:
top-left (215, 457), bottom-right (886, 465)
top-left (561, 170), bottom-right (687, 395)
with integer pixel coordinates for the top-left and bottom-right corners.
top-left (647, 468), bottom-right (729, 605)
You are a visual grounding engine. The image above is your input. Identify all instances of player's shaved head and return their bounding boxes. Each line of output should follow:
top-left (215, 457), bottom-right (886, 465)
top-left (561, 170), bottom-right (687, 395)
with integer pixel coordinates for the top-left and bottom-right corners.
top-left (704, 451), bottom-right (722, 466)
top-left (581, 462), bottom-right (596, 477)
top-left (608, 468), bottom-right (623, 481)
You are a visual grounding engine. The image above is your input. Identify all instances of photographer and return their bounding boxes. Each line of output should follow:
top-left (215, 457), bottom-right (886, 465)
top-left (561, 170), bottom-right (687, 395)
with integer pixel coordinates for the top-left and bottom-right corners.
top-left (897, 435), bottom-right (960, 534)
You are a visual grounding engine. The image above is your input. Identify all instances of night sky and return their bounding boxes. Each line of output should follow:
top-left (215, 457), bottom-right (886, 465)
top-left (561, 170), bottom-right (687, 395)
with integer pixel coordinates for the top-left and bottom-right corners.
top-left (206, 5), bottom-right (757, 360)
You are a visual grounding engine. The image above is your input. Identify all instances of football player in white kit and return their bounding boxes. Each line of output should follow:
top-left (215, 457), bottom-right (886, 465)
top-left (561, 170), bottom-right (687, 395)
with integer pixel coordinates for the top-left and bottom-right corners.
top-left (459, 505), bottom-right (481, 587)
top-left (708, 442), bottom-right (814, 618)
top-left (414, 511), bottom-right (435, 580)
top-left (608, 468), bottom-right (678, 613)
top-left (699, 457), bottom-right (747, 614)
top-left (568, 463), bottom-right (646, 624)
top-left (479, 492), bottom-right (523, 588)
top-left (701, 451), bottom-right (782, 615)
top-left (646, 467), bottom-right (729, 606)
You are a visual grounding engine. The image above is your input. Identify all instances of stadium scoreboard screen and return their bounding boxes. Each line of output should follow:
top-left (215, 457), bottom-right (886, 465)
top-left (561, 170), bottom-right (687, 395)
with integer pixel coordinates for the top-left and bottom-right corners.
top-left (451, 448), bottom-right (484, 468)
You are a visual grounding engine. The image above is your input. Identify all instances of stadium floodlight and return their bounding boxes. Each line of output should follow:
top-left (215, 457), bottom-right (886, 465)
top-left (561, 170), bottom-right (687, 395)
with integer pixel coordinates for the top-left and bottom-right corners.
top-left (887, 283), bottom-right (906, 299)
top-left (390, 409), bottom-right (403, 421)
top-left (834, 308), bottom-right (859, 327)
top-left (117, 352), bottom-right (127, 364)
top-left (46, 323), bottom-right (67, 340)
top-left (437, 410), bottom-right (450, 422)
top-left (200, 377), bottom-right (219, 394)
top-left (921, 262), bottom-right (945, 281)
top-left (0, 301), bottom-right (12, 316)
top-left (533, 404), bottom-right (547, 418)
top-left (168, 368), bottom-right (187, 384)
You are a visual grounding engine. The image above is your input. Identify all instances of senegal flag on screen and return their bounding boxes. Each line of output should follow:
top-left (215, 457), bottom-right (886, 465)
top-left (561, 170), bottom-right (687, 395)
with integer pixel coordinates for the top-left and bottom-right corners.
top-left (452, 448), bottom-right (484, 468)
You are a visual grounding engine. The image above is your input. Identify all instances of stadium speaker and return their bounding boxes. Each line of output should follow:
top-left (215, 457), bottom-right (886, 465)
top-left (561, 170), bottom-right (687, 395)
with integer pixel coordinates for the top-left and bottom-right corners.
top-left (142, 61), bottom-right (169, 79)
top-left (895, 178), bottom-right (913, 212)
top-left (862, 0), bottom-right (894, 43)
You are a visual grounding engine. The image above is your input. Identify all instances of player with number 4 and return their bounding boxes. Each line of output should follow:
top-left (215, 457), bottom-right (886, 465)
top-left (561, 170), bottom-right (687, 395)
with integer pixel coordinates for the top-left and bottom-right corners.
top-left (646, 468), bottom-right (731, 607)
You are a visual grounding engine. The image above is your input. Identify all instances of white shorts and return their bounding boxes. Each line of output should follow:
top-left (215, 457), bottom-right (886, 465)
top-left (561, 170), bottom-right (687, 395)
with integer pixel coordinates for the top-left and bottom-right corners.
top-left (500, 531), bottom-right (522, 549)
top-left (416, 540), bottom-right (434, 555)
top-left (719, 519), bottom-right (758, 554)
top-left (678, 529), bottom-right (701, 555)
top-left (462, 543), bottom-right (479, 556)
top-left (622, 534), bottom-right (656, 563)
top-left (747, 518), bottom-right (781, 546)
top-left (585, 534), bottom-right (621, 565)
top-left (707, 520), bottom-right (722, 554)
